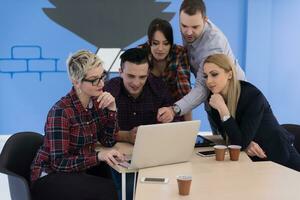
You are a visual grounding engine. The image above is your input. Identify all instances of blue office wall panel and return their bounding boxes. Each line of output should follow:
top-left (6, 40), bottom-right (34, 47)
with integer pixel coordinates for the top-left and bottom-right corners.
top-left (246, 0), bottom-right (300, 125)
top-left (245, 0), bottom-right (272, 95)
top-left (269, 0), bottom-right (300, 124)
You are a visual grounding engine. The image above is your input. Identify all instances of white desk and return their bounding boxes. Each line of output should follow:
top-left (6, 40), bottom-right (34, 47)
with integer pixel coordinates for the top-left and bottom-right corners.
top-left (135, 152), bottom-right (300, 200)
top-left (99, 135), bottom-right (300, 200)
top-left (97, 135), bottom-right (226, 200)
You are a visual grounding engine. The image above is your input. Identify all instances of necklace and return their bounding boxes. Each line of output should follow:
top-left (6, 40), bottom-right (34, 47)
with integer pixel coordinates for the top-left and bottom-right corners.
top-left (152, 60), bottom-right (167, 76)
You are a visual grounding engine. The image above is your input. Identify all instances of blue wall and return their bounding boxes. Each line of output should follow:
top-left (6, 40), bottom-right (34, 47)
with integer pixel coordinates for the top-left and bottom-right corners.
top-left (0, 1), bottom-right (95, 134)
top-left (246, 0), bottom-right (300, 124)
top-left (1, 0), bottom-right (299, 134)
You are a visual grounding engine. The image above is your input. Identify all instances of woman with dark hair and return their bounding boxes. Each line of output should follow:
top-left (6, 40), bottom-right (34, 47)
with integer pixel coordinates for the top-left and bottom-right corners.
top-left (203, 53), bottom-right (300, 171)
top-left (139, 18), bottom-right (192, 121)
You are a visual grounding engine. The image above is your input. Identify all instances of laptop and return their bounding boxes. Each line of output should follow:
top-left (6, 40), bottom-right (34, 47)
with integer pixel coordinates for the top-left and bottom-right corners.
top-left (119, 120), bottom-right (200, 170)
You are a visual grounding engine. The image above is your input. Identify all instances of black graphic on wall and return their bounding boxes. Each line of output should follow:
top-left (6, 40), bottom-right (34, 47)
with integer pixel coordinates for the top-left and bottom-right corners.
top-left (43, 0), bottom-right (175, 48)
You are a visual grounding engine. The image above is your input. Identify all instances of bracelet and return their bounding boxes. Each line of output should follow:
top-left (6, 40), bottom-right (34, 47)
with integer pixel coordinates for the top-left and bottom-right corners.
top-left (96, 151), bottom-right (100, 162)
top-left (222, 115), bottom-right (230, 122)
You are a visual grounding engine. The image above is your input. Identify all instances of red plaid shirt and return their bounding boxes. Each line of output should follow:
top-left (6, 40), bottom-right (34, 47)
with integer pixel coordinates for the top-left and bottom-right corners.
top-left (30, 87), bottom-right (118, 183)
top-left (139, 43), bottom-right (191, 101)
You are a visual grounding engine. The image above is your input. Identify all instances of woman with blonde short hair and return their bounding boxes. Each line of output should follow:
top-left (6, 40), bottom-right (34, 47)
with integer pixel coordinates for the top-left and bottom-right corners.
top-left (30, 50), bottom-right (124, 200)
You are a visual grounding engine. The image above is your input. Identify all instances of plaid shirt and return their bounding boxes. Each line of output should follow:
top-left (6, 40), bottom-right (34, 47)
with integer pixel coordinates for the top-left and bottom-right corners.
top-left (30, 87), bottom-right (117, 183)
top-left (139, 43), bottom-right (191, 101)
top-left (104, 75), bottom-right (173, 135)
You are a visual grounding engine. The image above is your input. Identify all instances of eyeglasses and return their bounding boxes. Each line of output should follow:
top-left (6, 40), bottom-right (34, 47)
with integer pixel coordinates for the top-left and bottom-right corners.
top-left (82, 71), bottom-right (107, 86)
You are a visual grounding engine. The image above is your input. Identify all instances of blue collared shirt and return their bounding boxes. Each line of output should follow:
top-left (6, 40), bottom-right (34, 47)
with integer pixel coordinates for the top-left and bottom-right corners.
top-left (176, 19), bottom-right (246, 114)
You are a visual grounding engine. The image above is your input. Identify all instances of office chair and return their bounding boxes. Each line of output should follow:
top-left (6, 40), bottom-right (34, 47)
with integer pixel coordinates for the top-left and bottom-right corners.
top-left (0, 132), bottom-right (43, 200)
top-left (281, 124), bottom-right (300, 153)
top-left (0, 168), bottom-right (31, 200)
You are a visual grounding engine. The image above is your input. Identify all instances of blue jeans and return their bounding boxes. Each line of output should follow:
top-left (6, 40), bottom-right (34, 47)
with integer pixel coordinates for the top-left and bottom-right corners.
top-left (111, 168), bottom-right (135, 200)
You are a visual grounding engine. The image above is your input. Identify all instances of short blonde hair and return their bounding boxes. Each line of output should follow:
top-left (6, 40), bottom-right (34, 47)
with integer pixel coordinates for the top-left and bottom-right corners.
top-left (204, 54), bottom-right (241, 118)
top-left (67, 50), bottom-right (103, 81)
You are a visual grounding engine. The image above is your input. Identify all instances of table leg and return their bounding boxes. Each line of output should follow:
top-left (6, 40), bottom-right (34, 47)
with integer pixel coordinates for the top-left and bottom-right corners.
top-left (133, 172), bottom-right (137, 200)
top-left (122, 172), bottom-right (126, 200)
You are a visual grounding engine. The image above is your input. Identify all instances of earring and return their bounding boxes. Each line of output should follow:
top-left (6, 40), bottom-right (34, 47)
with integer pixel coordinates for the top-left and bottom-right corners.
top-left (77, 88), bottom-right (82, 94)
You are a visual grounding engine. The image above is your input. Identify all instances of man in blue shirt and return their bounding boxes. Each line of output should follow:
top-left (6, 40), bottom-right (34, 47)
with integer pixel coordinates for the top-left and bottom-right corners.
top-left (164, 0), bottom-right (246, 120)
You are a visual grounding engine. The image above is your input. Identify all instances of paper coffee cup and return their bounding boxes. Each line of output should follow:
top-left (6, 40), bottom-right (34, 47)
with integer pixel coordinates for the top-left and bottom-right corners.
top-left (176, 175), bottom-right (192, 195)
top-left (228, 145), bottom-right (242, 161)
top-left (213, 145), bottom-right (227, 161)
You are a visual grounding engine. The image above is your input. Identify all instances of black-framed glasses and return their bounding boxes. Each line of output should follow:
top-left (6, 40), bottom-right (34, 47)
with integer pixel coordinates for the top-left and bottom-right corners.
top-left (82, 71), bottom-right (107, 86)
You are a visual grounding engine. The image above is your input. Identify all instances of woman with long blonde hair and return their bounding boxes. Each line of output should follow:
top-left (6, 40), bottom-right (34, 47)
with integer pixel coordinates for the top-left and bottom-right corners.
top-left (203, 54), bottom-right (300, 171)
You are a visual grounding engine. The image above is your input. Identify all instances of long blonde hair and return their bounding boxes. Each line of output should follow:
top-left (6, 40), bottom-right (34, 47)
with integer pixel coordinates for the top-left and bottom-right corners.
top-left (204, 54), bottom-right (241, 118)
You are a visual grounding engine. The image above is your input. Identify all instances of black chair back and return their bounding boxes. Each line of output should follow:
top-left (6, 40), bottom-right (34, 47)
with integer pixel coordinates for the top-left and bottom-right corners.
top-left (281, 124), bottom-right (300, 152)
top-left (0, 168), bottom-right (31, 200)
top-left (0, 132), bottom-right (43, 185)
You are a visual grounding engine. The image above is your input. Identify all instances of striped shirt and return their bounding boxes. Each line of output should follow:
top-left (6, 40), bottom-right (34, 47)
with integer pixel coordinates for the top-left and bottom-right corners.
top-left (30, 87), bottom-right (117, 183)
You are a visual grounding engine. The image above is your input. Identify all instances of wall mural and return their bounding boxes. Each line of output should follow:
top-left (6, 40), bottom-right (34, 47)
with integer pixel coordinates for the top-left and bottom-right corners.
top-left (43, 0), bottom-right (175, 48)
top-left (0, 0), bottom-right (247, 134)
top-left (0, 0), bottom-right (181, 134)
top-left (0, 0), bottom-right (175, 79)
top-left (0, 45), bottom-right (61, 81)
top-left (43, 0), bottom-right (175, 72)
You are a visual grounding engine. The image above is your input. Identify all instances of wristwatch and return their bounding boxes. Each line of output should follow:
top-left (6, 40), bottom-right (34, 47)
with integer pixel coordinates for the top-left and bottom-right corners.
top-left (222, 115), bottom-right (230, 122)
top-left (172, 104), bottom-right (181, 116)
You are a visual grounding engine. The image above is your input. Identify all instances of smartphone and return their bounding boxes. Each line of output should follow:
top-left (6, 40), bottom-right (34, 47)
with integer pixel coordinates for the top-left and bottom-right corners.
top-left (197, 150), bottom-right (215, 157)
top-left (140, 177), bottom-right (169, 184)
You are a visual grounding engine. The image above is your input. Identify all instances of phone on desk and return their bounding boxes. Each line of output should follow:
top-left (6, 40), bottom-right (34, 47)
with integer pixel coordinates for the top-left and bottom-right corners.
top-left (140, 177), bottom-right (169, 184)
top-left (197, 150), bottom-right (215, 157)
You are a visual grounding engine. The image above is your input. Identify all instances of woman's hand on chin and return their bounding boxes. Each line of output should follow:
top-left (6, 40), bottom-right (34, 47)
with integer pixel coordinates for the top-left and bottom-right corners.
top-left (97, 92), bottom-right (117, 111)
top-left (209, 94), bottom-right (229, 118)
